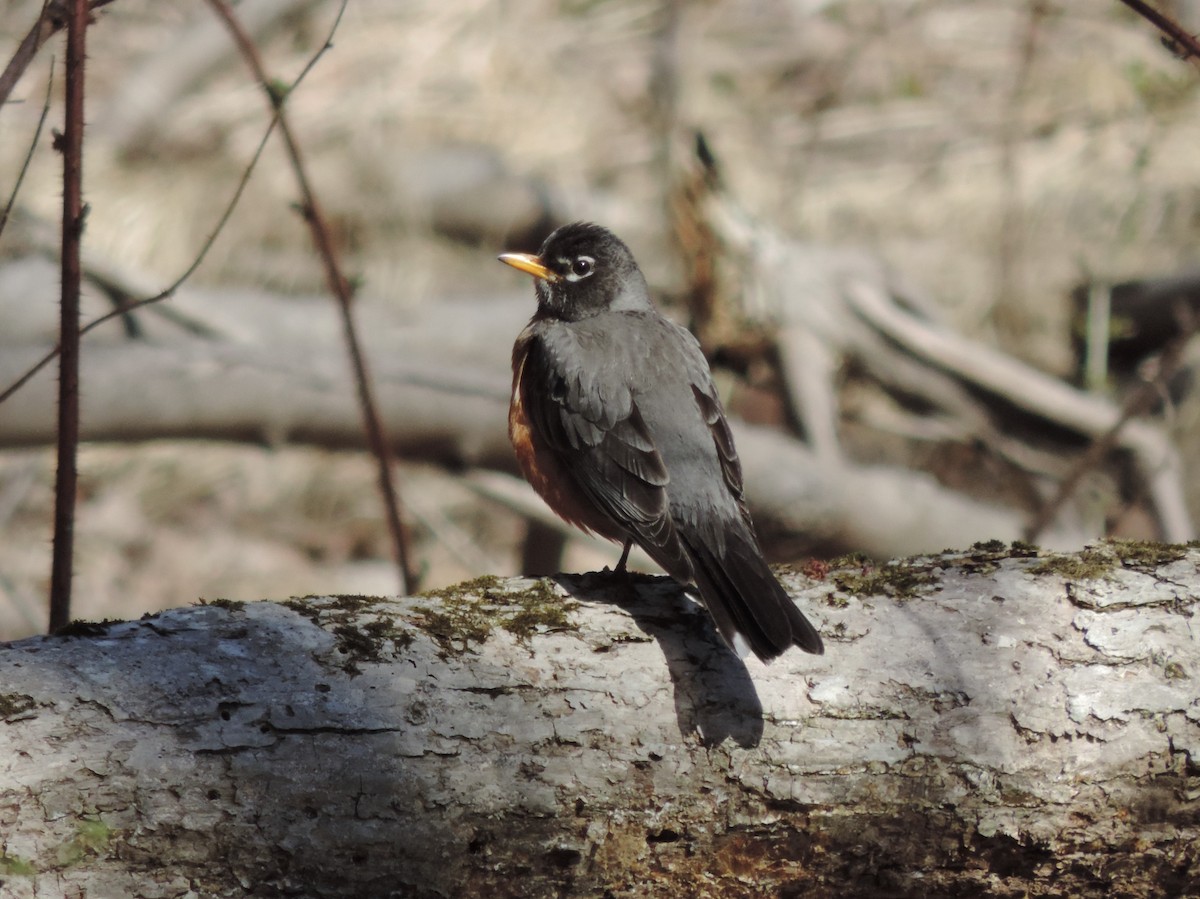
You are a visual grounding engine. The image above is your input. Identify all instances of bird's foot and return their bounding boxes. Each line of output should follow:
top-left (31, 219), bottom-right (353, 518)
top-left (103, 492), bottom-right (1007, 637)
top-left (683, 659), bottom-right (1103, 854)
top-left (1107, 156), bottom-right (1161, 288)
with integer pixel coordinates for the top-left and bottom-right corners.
top-left (608, 538), bottom-right (634, 577)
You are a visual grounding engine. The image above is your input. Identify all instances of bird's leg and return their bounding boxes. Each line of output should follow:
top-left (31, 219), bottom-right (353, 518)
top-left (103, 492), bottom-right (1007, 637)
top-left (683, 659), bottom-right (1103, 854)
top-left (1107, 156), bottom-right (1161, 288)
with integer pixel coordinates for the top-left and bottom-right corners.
top-left (614, 538), bottom-right (633, 575)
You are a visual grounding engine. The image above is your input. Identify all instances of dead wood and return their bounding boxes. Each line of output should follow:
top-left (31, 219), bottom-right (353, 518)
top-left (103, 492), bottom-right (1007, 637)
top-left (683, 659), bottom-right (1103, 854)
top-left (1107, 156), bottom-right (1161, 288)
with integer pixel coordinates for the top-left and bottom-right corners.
top-left (0, 255), bottom-right (1087, 558)
top-left (684, 174), bottom-right (1194, 544)
top-left (1, 544), bottom-right (1197, 897)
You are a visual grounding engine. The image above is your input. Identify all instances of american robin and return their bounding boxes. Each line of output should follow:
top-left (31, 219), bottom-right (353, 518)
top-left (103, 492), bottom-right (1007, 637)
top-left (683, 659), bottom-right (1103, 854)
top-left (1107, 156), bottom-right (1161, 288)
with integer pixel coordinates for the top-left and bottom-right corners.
top-left (498, 222), bottom-right (823, 660)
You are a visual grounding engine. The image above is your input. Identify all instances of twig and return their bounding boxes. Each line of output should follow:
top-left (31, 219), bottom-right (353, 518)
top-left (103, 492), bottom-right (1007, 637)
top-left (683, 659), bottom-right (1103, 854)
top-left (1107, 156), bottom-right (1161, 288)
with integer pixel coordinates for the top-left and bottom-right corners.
top-left (0, 7), bottom-right (341, 408)
top-left (48, 0), bottom-right (88, 633)
top-left (0, 60), bottom-right (53, 243)
top-left (0, 0), bottom-right (114, 109)
top-left (204, 0), bottom-right (417, 594)
top-left (1116, 0), bottom-right (1200, 66)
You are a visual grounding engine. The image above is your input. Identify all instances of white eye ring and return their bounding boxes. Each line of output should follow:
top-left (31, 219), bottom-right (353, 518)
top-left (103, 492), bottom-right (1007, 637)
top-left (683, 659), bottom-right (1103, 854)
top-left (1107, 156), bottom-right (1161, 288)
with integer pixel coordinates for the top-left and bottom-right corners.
top-left (563, 255), bottom-right (595, 282)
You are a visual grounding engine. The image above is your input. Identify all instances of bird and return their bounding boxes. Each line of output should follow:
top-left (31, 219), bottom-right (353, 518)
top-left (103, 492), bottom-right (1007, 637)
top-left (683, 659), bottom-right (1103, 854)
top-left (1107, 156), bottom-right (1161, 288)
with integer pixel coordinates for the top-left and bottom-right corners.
top-left (498, 221), bottom-right (824, 661)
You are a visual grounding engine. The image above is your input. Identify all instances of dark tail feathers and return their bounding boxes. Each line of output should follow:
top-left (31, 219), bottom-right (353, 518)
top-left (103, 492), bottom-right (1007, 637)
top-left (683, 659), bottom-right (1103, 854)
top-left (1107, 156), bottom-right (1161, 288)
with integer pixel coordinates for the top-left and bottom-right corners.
top-left (683, 528), bottom-right (824, 660)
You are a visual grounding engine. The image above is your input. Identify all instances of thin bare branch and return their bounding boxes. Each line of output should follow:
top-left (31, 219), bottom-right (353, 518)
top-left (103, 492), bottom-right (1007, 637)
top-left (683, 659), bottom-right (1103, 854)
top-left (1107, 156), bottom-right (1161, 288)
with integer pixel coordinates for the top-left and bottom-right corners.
top-left (0, 5), bottom-right (342, 408)
top-left (204, 0), bottom-right (417, 593)
top-left (0, 0), bottom-right (114, 109)
top-left (48, 0), bottom-right (89, 633)
top-left (0, 61), bottom-right (54, 244)
top-left (1116, 0), bottom-right (1200, 66)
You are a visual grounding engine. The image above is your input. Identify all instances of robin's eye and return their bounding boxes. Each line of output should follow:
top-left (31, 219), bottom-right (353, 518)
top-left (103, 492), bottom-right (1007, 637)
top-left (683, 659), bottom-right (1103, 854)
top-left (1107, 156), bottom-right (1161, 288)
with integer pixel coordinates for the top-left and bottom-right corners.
top-left (558, 254), bottom-right (596, 282)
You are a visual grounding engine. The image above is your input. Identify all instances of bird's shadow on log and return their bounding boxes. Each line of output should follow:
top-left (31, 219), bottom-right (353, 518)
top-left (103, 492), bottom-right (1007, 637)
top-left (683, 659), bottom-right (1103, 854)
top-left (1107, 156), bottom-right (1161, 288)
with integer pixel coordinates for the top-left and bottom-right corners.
top-left (554, 572), bottom-right (765, 749)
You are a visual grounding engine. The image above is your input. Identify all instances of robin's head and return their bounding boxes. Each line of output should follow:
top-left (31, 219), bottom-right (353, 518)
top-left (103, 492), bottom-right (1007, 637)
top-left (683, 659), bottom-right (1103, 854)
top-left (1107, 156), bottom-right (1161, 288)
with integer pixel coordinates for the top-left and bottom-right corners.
top-left (498, 222), bottom-right (651, 321)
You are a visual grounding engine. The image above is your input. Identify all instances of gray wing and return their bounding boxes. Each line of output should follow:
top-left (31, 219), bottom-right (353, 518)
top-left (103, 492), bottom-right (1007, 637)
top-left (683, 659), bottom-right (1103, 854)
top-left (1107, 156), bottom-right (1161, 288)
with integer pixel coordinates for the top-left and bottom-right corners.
top-left (656, 321), bottom-right (825, 657)
top-left (521, 327), bottom-right (691, 577)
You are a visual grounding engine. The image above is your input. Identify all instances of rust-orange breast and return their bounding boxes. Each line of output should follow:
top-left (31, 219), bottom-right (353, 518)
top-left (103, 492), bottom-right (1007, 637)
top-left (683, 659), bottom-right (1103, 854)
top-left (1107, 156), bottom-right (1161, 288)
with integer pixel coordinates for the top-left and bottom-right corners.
top-left (509, 342), bottom-right (622, 542)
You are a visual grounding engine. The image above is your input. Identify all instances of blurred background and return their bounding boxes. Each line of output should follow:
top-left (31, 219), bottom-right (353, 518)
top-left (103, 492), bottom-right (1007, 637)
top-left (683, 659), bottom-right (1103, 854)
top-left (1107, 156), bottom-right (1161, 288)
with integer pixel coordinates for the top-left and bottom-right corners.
top-left (2, 0), bottom-right (1200, 640)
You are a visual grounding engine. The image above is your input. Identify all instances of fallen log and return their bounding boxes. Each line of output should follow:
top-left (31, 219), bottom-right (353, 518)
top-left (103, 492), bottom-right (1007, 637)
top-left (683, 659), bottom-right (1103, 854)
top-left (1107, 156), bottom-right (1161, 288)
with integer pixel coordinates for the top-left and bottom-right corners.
top-left (0, 271), bottom-right (1075, 557)
top-left (1, 542), bottom-right (1197, 897)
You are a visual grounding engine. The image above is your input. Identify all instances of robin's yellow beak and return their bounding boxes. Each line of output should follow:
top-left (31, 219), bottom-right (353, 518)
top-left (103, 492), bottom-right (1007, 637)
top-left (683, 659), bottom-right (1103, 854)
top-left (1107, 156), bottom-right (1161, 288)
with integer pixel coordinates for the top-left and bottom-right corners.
top-left (498, 252), bottom-right (560, 282)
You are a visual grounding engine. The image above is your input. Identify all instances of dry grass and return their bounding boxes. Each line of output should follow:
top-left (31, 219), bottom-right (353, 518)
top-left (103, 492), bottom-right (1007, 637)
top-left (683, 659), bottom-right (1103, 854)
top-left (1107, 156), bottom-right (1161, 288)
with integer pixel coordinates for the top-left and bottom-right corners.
top-left (1, 0), bottom-right (1198, 637)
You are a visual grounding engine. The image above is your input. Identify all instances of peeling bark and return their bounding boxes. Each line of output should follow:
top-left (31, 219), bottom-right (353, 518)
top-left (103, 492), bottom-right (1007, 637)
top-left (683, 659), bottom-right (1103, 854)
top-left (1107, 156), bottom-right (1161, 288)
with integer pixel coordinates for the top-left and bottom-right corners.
top-left (1, 544), bottom-right (1198, 898)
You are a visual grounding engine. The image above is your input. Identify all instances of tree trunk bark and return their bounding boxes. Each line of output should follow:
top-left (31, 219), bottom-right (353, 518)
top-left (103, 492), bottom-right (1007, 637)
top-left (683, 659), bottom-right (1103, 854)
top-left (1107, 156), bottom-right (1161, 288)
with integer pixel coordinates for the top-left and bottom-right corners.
top-left (2, 543), bottom-right (1197, 898)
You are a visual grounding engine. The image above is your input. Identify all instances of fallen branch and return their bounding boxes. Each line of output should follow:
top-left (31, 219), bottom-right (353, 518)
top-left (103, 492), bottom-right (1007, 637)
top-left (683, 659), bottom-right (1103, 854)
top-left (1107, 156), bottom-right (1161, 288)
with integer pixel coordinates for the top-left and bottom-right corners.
top-left (1, 544), bottom-right (1197, 896)
top-left (0, 283), bottom-right (1087, 559)
top-left (682, 160), bottom-right (1194, 544)
top-left (844, 279), bottom-right (1193, 542)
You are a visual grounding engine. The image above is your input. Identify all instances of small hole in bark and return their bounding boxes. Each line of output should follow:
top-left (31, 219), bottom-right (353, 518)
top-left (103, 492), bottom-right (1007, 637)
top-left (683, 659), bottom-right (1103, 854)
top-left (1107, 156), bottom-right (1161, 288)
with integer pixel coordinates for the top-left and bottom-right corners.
top-left (544, 847), bottom-right (581, 868)
top-left (468, 832), bottom-right (489, 853)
